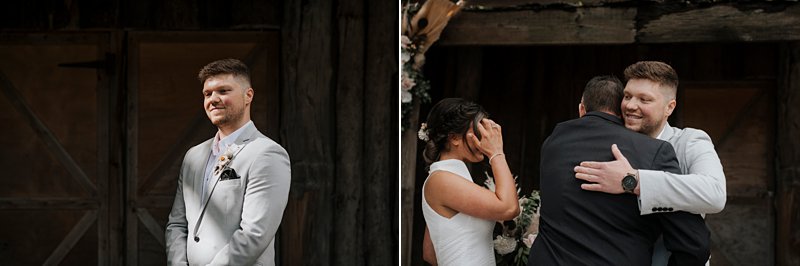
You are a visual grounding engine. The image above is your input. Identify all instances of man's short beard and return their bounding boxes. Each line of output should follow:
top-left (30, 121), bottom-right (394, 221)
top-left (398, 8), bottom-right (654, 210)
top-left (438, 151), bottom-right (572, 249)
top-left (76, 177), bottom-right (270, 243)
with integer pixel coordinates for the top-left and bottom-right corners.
top-left (636, 117), bottom-right (664, 137)
top-left (212, 106), bottom-right (245, 127)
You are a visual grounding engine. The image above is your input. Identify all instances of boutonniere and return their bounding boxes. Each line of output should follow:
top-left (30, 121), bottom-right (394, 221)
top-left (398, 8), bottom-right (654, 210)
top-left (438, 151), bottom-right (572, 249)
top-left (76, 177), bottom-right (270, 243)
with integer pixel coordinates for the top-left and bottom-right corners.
top-left (213, 144), bottom-right (243, 180)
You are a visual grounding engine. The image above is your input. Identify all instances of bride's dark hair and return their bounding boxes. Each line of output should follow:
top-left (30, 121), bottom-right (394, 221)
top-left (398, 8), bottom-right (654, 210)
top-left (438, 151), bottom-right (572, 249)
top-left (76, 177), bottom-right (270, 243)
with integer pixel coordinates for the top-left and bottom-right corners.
top-left (422, 98), bottom-right (488, 164)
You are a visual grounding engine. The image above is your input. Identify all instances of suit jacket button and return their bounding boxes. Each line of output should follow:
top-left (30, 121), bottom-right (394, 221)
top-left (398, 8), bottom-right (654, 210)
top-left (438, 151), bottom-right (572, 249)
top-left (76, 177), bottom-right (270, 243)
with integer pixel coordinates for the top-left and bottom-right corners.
top-left (194, 236), bottom-right (199, 242)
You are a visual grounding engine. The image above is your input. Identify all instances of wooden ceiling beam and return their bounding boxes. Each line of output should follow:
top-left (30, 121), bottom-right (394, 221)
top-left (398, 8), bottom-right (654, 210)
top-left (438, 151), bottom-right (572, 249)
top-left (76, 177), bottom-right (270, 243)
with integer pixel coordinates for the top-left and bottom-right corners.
top-left (437, 3), bottom-right (800, 45)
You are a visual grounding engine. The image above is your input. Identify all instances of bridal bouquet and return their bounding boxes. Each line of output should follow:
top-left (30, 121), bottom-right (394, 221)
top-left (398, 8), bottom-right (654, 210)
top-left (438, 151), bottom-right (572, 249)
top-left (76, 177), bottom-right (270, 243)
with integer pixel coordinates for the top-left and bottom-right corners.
top-left (484, 172), bottom-right (541, 266)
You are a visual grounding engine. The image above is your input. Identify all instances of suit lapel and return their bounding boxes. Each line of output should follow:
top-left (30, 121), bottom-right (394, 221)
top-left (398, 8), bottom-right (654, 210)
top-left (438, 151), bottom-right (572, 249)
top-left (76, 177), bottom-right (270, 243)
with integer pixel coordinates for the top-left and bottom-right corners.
top-left (660, 122), bottom-right (676, 141)
top-left (233, 122), bottom-right (259, 147)
top-left (196, 139), bottom-right (213, 208)
top-left (193, 123), bottom-right (259, 238)
top-left (200, 123), bottom-right (259, 205)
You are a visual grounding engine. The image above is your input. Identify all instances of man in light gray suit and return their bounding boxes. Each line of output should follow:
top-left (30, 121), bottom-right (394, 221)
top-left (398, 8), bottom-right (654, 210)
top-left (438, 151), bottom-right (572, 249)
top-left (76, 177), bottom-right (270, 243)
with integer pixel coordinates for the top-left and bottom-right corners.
top-left (574, 61), bottom-right (726, 265)
top-left (166, 59), bottom-right (291, 266)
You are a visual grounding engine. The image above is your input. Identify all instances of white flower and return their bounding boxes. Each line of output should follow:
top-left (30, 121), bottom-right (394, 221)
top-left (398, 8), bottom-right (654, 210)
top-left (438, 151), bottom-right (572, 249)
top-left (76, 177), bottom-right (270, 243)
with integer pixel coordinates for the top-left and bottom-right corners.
top-left (402, 49), bottom-right (411, 65)
top-left (214, 149), bottom-right (235, 176)
top-left (522, 233), bottom-right (538, 248)
top-left (493, 235), bottom-right (517, 255)
top-left (402, 90), bottom-right (412, 103)
top-left (518, 197), bottom-right (529, 207)
top-left (483, 173), bottom-right (496, 192)
top-left (401, 35), bottom-right (411, 48)
top-left (417, 123), bottom-right (429, 141)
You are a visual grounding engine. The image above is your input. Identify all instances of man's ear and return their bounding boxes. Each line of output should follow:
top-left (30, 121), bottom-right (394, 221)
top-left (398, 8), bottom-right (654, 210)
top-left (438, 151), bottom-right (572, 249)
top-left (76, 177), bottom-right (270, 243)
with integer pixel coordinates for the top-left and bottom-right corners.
top-left (245, 87), bottom-right (254, 105)
top-left (578, 102), bottom-right (586, 117)
top-left (665, 98), bottom-right (676, 117)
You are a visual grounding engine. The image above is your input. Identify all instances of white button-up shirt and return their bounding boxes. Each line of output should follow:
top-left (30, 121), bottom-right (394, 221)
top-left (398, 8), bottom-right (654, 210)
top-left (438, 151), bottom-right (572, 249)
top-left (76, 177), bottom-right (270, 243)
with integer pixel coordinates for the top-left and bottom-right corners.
top-left (201, 121), bottom-right (254, 206)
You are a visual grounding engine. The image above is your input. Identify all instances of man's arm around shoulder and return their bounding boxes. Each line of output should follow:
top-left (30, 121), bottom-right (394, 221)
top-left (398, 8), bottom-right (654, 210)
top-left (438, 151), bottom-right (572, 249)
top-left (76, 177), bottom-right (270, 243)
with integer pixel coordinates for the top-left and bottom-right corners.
top-left (639, 128), bottom-right (726, 215)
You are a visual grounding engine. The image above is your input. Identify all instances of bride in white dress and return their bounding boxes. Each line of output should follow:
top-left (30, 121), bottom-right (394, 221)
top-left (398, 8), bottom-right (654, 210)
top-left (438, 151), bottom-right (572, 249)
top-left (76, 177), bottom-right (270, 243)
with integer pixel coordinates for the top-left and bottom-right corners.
top-left (420, 98), bottom-right (520, 266)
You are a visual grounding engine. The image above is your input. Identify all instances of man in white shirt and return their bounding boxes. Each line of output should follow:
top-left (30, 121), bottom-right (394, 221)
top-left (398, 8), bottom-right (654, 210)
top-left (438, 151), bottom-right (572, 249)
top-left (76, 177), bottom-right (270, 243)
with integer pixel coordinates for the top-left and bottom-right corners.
top-left (574, 61), bottom-right (726, 265)
top-left (165, 59), bottom-right (291, 266)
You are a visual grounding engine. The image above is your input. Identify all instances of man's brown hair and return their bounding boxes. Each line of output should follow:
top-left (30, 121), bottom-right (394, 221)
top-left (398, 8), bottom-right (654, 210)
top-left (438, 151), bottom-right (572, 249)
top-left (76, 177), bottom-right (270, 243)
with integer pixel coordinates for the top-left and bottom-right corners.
top-left (198, 58), bottom-right (251, 85)
top-left (623, 61), bottom-right (678, 98)
top-left (582, 75), bottom-right (624, 115)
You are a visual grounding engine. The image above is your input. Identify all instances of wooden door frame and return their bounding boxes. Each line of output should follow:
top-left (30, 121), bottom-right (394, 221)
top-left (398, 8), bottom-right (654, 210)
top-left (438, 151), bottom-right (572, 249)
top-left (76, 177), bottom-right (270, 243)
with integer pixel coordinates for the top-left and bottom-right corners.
top-left (124, 31), bottom-right (280, 265)
top-left (0, 32), bottom-right (118, 265)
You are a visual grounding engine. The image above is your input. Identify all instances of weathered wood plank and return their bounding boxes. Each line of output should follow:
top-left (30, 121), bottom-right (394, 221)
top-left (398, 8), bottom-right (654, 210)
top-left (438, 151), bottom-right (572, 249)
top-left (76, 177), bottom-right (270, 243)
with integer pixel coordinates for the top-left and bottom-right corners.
top-left (638, 4), bottom-right (800, 43)
top-left (280, 0), bottom-right (336, 265)
top-left (96, 31), bottom-right (111, 266)
top-left (333, 0), bottom-right (365, 265)
top-left (439, 7), bottom-right (636, 45)
top-left (136, 208), bottom-right (166, 248)
top-left (465, 0), bottom-right (629, 9)
top-left (0, 70), bottom-right (98, 195)
top-left (776, 42), bottom-right (800, 266)
top-left (0, 32), bottom-right (100, 44)
top-left (440, 3), bottom-right (800, 45)
top-left (401, 100), bottom-right (421, 266)
top-left (126, 35), bottom-right (141, 266)
top-left (258, 32), bottom-right (282, 140)
top-left (366, 0), bottom-right (398, 264)
top-left (106, 30), bottom-right (125, 266)
top-left (135, 195), bottom-right (176, 209)
top-left (138, 110), bottom-right (206, 195)
top-left (42, 210), bottom-right (98, 266)
top-left (0, 198), bottom-right (99, 209)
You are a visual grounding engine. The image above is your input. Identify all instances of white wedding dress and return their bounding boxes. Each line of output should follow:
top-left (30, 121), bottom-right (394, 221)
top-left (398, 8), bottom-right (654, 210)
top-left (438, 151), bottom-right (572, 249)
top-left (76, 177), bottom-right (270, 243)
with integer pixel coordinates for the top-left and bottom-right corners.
top-left (422, 159), bottom-right (495, 266)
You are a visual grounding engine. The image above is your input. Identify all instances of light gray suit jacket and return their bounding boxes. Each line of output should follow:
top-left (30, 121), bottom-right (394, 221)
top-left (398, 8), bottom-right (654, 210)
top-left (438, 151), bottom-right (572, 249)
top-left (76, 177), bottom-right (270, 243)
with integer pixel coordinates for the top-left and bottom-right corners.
top-left (166, 124), bottom-right (291, 266)
top-left (639, 123), bottom-right (727, 215)
top-left (642, 123), bottom-right (725, 266)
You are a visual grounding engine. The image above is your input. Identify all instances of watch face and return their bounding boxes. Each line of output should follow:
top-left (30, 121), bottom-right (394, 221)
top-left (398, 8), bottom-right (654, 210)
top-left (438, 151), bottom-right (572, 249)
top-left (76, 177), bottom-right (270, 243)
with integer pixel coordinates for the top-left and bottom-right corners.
top-left (622, 175), bottom-right (637, 190)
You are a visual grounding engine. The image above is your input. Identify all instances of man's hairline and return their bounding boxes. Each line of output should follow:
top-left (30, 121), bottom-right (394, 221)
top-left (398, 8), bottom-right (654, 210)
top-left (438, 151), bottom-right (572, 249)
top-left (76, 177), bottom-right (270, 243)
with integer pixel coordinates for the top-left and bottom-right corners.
top-left (202, 73), bottom-right (252, 90)
top-left (626, 78), bottom-right (677, 102)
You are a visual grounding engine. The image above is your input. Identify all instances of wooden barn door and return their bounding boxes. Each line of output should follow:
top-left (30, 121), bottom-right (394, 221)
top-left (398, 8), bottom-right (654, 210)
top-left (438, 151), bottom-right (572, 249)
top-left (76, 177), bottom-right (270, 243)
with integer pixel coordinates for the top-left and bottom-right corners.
top-left (125, 32), bottom-right (280, 265)
top-left (0, 33), bottom-right (118, 265)
top-left (677, 81), bottom-right (776, 265)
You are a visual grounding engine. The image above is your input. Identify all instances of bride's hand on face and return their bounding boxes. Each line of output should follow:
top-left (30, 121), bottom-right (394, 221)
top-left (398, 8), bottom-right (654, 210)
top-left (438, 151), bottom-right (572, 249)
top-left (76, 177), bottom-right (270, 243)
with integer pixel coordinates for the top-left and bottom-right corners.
top-left (468, 118), bottom-right (503, 157)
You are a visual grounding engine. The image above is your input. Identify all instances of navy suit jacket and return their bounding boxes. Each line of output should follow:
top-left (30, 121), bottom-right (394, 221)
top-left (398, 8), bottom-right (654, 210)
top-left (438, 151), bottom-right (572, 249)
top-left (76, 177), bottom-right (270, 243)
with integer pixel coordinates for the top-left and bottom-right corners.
top-left (528, 112), bottom-right (710, 266)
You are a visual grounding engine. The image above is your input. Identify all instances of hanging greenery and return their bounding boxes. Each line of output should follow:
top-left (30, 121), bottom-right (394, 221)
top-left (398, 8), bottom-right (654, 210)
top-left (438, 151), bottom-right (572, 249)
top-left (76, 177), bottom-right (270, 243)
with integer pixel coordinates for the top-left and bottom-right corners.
top-left (401, 0), bottom-right (465, 131)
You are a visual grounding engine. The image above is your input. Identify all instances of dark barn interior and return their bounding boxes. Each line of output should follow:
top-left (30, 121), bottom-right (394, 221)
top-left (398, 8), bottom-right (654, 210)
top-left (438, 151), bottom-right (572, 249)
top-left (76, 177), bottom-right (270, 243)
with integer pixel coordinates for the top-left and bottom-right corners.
top-left (400, 1), bottom-right (800, 266)
top-left (0, 1), bottom-right (397, 265)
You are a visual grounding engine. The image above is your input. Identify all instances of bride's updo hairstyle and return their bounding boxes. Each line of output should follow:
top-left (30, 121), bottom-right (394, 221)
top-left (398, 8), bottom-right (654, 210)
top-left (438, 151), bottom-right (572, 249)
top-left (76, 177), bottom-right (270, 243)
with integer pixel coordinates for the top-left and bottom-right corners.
top-left (421, 98), bottom-right (488, 164)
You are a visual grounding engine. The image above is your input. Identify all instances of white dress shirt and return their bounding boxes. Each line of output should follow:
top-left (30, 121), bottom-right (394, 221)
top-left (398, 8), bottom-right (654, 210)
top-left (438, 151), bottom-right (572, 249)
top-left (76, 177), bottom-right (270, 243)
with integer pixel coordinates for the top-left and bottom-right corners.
top-left (201, 120), bottom-right (254, 206)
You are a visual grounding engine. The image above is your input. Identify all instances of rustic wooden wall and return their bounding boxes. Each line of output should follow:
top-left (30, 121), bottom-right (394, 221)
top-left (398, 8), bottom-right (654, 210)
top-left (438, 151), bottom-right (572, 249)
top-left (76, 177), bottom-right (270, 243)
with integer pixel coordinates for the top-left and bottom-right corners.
top-left (280, 1), bottom-right (397, 265)
top-left (0, 37), bottom-right (105, 265)
top-left (411, 43), bottom-right (781, 265)
top-left (777, 42), bottom-right (800, 266)
top-left (0, 0), bottom-right (398, 265)
top-left (0, 0), bottom-right (281, 30)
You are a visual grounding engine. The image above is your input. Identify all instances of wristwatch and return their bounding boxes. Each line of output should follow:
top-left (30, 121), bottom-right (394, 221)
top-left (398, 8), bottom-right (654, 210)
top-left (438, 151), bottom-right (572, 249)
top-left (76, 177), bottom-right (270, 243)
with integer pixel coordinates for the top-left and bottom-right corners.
top-left (621, 173), bottom-right (638, 194)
